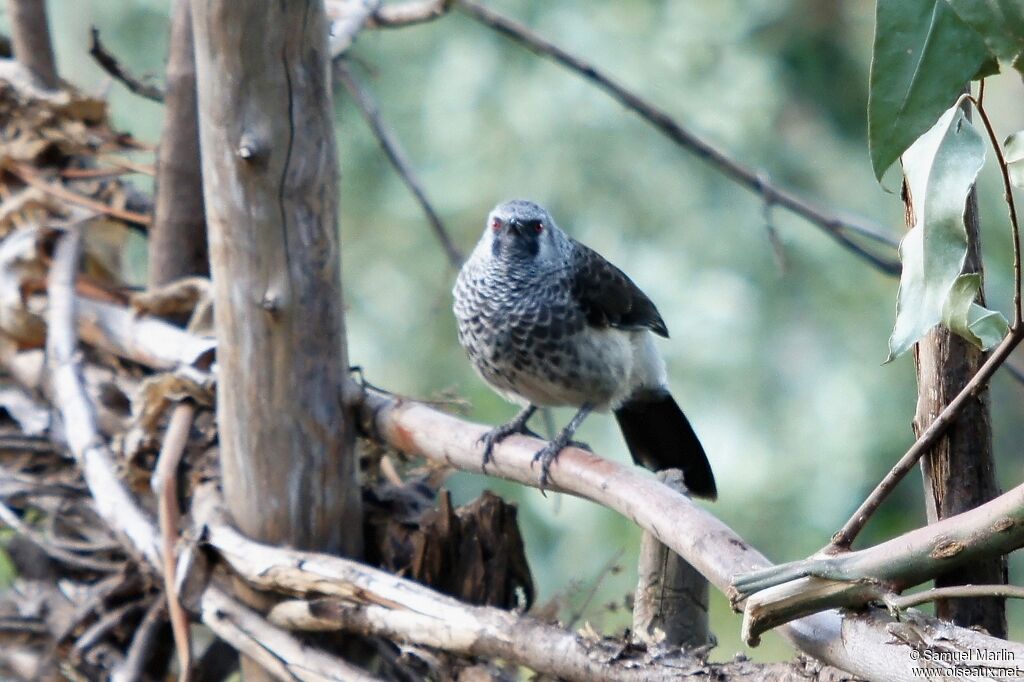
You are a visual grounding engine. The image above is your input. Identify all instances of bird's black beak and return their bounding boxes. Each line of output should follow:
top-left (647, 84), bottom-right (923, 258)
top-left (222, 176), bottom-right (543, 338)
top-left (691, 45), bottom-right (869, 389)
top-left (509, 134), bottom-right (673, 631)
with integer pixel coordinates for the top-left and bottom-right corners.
top-left (506, 218), bottom-right (523, 235)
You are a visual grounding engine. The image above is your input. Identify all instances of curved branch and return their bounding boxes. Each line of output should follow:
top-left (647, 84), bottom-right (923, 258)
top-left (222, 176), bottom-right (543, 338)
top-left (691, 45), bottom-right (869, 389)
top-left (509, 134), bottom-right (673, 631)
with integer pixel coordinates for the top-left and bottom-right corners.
top-left (454, 0), bottom-right (901, 274)
top-left (355, 387), bottom-right (1022, 679)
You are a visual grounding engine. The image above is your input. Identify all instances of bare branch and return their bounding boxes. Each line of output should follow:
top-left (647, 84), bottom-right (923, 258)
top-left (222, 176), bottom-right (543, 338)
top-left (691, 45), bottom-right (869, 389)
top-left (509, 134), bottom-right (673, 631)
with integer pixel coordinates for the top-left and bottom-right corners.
top-left (454, 0), bottom-right (902, 274)
top-left (355, 387), bottom-right (1018, 679)
top-left (199, 587), bottom-right (382, 682)
top-left (831, 328), bottom-right (1023, 549)
top-left (886, 584), bottom-right (1024, 612)
top-left (88, 27), bottom-right (165, 103)
top-left (201, 506), bottom-right (695, 681)
top-left (335, 61), bottom-right (463, 267)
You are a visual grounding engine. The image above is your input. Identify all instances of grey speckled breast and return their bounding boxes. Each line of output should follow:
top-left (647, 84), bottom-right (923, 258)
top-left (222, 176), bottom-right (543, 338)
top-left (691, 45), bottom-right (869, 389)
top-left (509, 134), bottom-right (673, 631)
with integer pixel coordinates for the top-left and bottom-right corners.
top-left (453, 260), bottom-right (630, 408)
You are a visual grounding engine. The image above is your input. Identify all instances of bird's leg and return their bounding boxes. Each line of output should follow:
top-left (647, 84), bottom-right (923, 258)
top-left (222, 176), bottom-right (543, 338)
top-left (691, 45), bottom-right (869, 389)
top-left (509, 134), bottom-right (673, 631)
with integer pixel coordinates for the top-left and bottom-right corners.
top-left (479, 404), bottom-right (539, 469)
top-left (532, 404), bottom-right (593, 491)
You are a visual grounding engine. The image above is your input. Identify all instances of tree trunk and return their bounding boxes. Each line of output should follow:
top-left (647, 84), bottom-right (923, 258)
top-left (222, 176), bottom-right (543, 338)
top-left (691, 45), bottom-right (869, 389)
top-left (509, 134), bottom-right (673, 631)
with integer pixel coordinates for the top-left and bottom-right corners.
top-left (632, 471), bottom-right (712, 649)
top-left (5, 0), bottom-right (58, 88)
top-left (910, 171), bottom-right (1006, 637)
top-left (149, 0), bottom-right (207, 287)
top-left (190, 0), bottom-right (363, 676)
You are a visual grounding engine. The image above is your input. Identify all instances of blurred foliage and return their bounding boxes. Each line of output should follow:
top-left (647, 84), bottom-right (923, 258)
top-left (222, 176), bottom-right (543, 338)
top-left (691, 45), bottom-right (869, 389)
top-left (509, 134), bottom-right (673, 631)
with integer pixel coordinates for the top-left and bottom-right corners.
top-left (4, 0), bottom-right (1024, 663)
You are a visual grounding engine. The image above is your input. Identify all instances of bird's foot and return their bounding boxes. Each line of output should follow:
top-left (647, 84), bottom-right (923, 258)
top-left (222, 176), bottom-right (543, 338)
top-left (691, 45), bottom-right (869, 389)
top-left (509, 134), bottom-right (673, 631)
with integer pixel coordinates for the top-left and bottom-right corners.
top-left (531, 436), bottom-right (573, 494)
top-left (478, 417), bottom-right (541, 470)
top-left (567, 439), bottom-right (591, 452)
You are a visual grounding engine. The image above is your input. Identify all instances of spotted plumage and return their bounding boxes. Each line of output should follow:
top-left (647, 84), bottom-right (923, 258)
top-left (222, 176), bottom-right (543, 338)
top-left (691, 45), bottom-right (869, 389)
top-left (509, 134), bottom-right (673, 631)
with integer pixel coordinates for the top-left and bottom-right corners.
top-left (453, 200), bottom-right (716, 498)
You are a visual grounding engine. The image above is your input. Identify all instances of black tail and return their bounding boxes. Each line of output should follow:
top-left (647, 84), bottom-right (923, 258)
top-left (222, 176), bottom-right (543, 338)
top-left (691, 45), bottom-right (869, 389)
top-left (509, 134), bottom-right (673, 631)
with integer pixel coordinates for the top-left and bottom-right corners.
top-left (614, 391), bottom-right (717, 500)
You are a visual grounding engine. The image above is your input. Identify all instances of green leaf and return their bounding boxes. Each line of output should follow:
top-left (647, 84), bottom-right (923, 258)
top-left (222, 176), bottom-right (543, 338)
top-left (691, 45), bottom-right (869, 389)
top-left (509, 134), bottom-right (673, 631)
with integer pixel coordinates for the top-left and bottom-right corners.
top-left (869, 0), bottom-right (993, 180)
top-left (941, 273), bottom-right (1009, 349)
top-left (1005, 131), bottom-right (1024, 187)
top-left (888, 103), bottom-right (996, 360)
top-left (946, 0), bottom-right (1024, 69)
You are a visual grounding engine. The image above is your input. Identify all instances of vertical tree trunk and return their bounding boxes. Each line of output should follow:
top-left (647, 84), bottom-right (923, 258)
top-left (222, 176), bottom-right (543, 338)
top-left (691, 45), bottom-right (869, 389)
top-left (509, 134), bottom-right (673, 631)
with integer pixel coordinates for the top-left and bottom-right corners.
top-left (149, 0), bottom-right (207, 287)
top-left (190, 0), bottom-right (363, 676)
top-left (910, 175), bottom-right (1006, 636)
top-left (5, 0), bottom-right (58, 88)
top-left (632, 471), bottom-right (712, 649)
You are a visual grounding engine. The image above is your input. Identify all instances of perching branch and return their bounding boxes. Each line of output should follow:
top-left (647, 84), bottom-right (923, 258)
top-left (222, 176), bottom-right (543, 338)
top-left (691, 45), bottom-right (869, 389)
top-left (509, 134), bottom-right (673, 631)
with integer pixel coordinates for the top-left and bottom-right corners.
top-left (830, 328), bottom-right (1023, 549)
top-left (355, 387), bottom-right (1020, 680)
top-left (88, 27), bottom-right (165, 103)
top-left (335, 60), bottom-right (463, 267)
top-left (453, 0), bottom-right (902, 275)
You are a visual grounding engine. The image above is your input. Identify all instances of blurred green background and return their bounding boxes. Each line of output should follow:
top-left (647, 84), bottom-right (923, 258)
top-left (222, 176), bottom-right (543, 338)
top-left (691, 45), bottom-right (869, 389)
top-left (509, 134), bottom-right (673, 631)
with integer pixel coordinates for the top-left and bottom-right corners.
top-left (7, 0), bottom-right (1024, 663)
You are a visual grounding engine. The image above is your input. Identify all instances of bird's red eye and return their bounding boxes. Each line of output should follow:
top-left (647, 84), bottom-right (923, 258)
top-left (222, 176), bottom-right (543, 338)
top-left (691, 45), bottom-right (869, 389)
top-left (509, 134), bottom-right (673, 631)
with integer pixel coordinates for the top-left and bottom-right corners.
top-left (534, 222), bottom-right (544, 234)
top-left (491, 218), bottom-right (502, 232)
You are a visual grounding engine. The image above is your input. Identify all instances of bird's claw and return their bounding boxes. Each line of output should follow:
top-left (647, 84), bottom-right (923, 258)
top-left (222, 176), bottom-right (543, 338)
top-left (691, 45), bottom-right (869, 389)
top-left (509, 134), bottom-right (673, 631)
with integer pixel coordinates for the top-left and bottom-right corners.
top-left (531, 441), bottom-right (566, 494)
top-left (478, 420), bottom-right (541, 471)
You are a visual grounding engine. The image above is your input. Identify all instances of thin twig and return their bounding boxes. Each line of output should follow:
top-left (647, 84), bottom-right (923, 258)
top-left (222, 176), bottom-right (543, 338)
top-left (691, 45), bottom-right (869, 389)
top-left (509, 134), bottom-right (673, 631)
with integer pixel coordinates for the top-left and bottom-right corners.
top-left (88, 27), bottom-right (165, 103)
top-left (831, 329), bottom-right (1024, 549)
top-left (887, 584), bottom-right (1024, 612)
top-left (4, 162), bottom-right (152, 226)
top-left (968, 92), bottom-right (1023, 327)
top-left (454, 0), bottom-right (902, 275)
top-left (153, 401), bottom-right (195, 682)
top-left (335, 61), bottom-right (463, 267)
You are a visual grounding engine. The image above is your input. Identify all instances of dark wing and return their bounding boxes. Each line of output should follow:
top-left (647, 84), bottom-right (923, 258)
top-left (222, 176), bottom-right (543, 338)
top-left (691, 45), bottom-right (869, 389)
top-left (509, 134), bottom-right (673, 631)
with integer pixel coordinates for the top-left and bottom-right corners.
top-left (569, 241), bottom-right (668, 337)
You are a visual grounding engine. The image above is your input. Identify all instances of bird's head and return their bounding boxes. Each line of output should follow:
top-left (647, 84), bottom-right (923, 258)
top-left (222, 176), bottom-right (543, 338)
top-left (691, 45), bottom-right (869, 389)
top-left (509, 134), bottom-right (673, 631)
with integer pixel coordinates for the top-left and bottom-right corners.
top-left (478, 199), bottom-right (568, 265)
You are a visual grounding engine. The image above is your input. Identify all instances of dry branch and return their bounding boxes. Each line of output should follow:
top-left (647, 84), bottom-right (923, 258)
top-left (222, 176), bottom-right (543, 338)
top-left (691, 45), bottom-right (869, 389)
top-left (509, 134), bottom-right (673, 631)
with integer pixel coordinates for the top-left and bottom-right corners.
top-left (453, 0), bottom-right (902, 274)
top-left (88, 27), bottom-right (165, 103)
top-left (355, 388), bottom-right (1021, 679)
top-left (198, 494), bottom-right (700, 682)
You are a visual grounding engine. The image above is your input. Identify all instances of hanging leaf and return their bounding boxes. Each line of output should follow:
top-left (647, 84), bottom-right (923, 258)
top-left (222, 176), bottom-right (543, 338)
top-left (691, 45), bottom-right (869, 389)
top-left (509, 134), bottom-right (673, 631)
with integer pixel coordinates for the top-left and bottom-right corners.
top-left (869, 0), bottom-right (994, 180)
top-left (888, 102), bottom-right (1007, 360)
top-left (946, 0), bottom-right (1024, 70)
top-left (1005, 131), bottom-right (1024, 187)
top-left (941, 273), bottom-right (1009, 349)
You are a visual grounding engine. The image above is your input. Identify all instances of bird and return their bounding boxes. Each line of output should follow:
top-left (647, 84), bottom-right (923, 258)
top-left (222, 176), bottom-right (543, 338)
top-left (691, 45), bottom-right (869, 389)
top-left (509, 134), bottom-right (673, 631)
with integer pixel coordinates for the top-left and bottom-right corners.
top-left (452, 199), bottom-right (716, 498)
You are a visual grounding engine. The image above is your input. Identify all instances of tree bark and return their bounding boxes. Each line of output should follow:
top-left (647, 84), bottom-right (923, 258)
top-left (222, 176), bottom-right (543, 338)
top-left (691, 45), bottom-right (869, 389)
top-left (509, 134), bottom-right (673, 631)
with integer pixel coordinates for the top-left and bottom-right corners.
top-left (190, 0), bottom-right (363, 677)
top-left (910, 166), bottom-right (1006, 636)
top-left (149, 0), bottom-right (207, 287)
top-left (5, 0), bottom-right (58, 89)
top-left (632, 470), bottom-right (712, 649)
